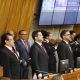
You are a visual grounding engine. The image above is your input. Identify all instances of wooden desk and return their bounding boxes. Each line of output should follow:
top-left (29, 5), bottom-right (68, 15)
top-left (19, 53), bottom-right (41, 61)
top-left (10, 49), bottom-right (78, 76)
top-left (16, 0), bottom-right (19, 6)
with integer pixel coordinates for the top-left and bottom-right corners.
top-left (62, 70), bottom-right (80, 80)
top-left (1, 77), bottom-right (10, 80)
top-left (0, 66), bottom-right (3, 77)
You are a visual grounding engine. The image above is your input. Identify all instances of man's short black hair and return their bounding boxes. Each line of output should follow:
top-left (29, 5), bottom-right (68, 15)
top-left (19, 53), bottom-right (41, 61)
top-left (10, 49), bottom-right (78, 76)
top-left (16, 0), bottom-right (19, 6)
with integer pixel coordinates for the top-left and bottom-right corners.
top-left (41, 30), bottom-right (50, 39)
top-left (60, 30), bottom-right (69, 38)
top-left (32, 30), bottom-right (42, 40)
top-left (1, 32), bottom-right (12, 46)
top-left (70, 30), bottom-right (76, 35)
top-left (74, 34), bottom-right (80, 41)
top-left (18, 30), bottom-right (25, 35)
top-left (44, 32), bottom-right (51, 39)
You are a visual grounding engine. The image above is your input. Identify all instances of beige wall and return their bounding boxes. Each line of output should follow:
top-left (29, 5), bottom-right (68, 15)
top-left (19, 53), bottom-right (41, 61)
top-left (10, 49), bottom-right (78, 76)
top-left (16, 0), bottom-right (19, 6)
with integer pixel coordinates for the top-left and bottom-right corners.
top-left (29, 25), bottom-right (73, 46)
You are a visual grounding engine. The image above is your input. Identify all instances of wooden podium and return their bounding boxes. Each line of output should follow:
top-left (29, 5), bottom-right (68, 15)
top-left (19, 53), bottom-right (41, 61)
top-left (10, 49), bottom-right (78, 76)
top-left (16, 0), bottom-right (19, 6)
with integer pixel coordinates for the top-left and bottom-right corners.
top-left (0, 66), bottom-right (3, 77)
top-left (62, 69), bottom-right (80, 80)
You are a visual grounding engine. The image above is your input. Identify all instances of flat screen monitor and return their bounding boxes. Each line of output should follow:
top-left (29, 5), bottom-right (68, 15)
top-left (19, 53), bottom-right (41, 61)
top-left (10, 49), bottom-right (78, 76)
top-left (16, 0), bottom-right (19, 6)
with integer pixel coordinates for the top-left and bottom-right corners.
top-left (76, 57), bottom-right (80, 68)
top-left (60, 59), bottom-right (69, 73)
top-left (39, 0), bottom-right (80, 25)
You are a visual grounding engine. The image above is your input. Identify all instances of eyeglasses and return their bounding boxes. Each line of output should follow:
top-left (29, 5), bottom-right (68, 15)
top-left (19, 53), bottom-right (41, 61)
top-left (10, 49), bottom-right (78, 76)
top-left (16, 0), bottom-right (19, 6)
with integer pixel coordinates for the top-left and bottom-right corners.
top-left (64, 34), bottom-right (70, 36)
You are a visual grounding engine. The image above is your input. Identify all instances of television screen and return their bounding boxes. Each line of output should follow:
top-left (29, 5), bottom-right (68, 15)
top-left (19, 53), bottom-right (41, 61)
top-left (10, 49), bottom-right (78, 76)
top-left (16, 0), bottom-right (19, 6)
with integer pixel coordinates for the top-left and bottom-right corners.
top-left (39, 0), bottom-right (80, 25)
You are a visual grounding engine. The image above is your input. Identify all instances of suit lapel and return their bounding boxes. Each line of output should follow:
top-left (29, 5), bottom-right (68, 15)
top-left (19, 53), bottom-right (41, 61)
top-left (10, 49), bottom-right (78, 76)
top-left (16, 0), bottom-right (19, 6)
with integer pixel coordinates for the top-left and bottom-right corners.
top-left (19, 40), bottom-right (30, 51)
top-left (19, 40), bottom-right (25, 49)
top-left (4, 46), bottom-right (19, 60)
top-left (35, 42), bottom-right (47, 55)
top-left (62, 41), bottom-right (73, 54)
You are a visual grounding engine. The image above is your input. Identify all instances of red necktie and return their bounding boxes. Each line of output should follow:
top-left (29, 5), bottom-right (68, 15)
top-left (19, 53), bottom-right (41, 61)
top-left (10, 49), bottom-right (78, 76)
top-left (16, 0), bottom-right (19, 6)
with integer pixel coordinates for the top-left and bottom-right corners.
top-left (24, 41), bottom-right (30, 58)
top-left (41, 44), bottom-right (47, 54)
top-left (12, 47), bottom-right (20, 59)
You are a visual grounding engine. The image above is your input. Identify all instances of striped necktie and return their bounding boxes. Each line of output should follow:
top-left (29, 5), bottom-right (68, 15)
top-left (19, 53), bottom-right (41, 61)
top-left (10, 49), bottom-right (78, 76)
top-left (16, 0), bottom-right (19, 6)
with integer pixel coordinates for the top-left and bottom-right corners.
top-left (24, 41), bottom-right (30, 58)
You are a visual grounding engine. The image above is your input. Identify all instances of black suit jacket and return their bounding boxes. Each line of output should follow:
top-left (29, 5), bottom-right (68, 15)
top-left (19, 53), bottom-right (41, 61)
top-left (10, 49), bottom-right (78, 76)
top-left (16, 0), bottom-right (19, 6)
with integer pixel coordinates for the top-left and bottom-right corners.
top-left (43, 42), bottom-right (56, 64)
top-left (30, 42), bottom-right (48, 74)
top-left (43, 41), bottom-right (56, 73)
top-left (57, 40), bottom-right (74, 68)
top-left (0, 46), bottom-right (20, 79)
top-left (71, 43), bottom-right (80, 67)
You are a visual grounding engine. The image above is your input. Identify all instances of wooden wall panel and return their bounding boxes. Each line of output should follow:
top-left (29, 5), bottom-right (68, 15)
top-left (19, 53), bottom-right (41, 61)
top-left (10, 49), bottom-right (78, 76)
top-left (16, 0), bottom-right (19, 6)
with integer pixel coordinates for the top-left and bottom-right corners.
top-left (0, 0), bottom-right (36, 36)
top-left (0, 0), bottom-right (11, 35)
top-left (73, 25), bottom-right (80, 34)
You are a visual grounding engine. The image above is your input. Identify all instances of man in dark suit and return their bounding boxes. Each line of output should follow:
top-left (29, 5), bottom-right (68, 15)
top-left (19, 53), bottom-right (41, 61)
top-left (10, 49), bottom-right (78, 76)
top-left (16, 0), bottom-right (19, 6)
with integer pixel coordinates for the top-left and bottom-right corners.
top-left (57, 30), bottom-right (74, 73)
top-left (16, 30), bottom-right (31, 79)
top-left (30, 30), bottom-right (48, 75)
top-left (71, 34), bottom-right (80, 67)
top-left (42, 31), bottom-right (56, 73)
top-left (0, 33), bottom-right (20, 79)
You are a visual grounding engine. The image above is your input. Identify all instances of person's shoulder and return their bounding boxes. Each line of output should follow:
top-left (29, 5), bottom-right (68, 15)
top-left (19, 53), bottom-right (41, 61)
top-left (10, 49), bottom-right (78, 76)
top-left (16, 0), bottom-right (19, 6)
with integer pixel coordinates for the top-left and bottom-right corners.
top-left (16, 39), bottom-right (22, 45)
top-left (0, 46), bottom-right (8, 54)
top-left (31, 42), bottom-right (37, 47)
top-left (58, 41), bottom-right (66, 48)
top-left (58, 40), bottom-right (64, 45)
top-left (31, 42), bottom-right (40, 48)
top-left (16, 39), bottom-right (21, 42)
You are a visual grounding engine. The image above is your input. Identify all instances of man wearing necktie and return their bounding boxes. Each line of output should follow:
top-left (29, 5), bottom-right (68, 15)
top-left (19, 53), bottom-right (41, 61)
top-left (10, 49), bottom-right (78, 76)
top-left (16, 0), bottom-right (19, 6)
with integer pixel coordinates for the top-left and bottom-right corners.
top-left (0, 33), bottom-right (20, 79)
top-left (30, 30), bottom-right (48, 76)
top-left (57, 30), bottom-right (74, 73)
top-left (42, 31), bottom-right (56, 73)
top-left (15, 30), bottom-right (31, 79)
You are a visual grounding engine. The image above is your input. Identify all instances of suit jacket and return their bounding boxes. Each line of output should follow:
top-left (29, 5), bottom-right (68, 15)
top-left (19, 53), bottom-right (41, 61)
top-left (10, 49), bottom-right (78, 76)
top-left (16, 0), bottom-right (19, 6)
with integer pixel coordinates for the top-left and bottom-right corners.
top-left (43, 41), bottom-right (56, 73)
top-left (0, 46), bottom-right (20, 79)
top-left (71, 43), bottom-right (80, 58)
top-left (57, 40), bottom-right (74, 68)
top-left (43, 42), bottom-right (56, 64)
top-left (15, 39), bottom-right (30, 62)
top-left (71, 42), bottom-right (80, 67)
top-left (30, 42), bottom-right (48, 73)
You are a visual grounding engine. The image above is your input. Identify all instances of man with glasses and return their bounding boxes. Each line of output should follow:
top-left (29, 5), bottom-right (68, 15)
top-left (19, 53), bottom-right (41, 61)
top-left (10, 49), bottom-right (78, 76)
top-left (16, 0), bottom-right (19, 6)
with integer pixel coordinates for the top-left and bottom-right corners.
top-left (16, 30), bottom-right (31, 79)
top-left (57, 30), bottom-right (74, 73)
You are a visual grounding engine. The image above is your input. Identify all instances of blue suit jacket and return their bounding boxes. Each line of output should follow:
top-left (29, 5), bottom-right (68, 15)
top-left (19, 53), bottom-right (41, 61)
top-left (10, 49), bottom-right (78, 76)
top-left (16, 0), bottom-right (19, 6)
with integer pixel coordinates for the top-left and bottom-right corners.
top-left (16, 39), bottom-right (30, 62)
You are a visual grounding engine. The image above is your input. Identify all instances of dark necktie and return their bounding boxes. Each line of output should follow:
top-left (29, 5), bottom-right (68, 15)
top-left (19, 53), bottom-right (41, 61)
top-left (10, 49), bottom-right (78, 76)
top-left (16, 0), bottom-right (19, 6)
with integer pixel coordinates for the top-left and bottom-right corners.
top-left (41, 44), bottom-right (47, 54)
top-left (12, 47), bottom-right (19, 59)
top-left (12, 47), bottom-right (16, 53)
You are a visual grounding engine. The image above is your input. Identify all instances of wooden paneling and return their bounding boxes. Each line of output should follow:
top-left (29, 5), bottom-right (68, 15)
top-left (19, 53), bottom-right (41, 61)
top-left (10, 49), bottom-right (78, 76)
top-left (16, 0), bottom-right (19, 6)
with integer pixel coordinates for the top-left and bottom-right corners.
top-left (73, 25), bottom-right (80, 34)
top-left (0, 0), bottom-right (36, 36)
top-left (0, 66), bottom-right (3, 77)
top-left (62, 70), bottom-right (80, 80)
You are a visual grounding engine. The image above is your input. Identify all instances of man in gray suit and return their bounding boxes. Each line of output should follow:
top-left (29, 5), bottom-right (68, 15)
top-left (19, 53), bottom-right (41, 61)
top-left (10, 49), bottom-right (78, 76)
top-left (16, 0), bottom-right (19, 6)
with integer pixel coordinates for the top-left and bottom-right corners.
top-left (30, 30), bottom-right (48, 75)
top-left (57, 30), bottom-right (74, 73)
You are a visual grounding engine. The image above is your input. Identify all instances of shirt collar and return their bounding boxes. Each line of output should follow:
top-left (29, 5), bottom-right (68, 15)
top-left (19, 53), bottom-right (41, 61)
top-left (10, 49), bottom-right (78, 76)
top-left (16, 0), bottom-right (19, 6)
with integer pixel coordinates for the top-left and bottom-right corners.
top-left (5, 45), bottom-right (12, 51)
top-left (20, 39), bottom-right (24, 42)
top-left (20, 39), bottom-right (26, 44)
top-left (63, 40), bottom-right (69, 44)
top-left (75, 41), bottom-right (79, 45)
top-left (36, 41), bottom-right (42, 46)
top-left (45, 39), bottom-right (49, 43)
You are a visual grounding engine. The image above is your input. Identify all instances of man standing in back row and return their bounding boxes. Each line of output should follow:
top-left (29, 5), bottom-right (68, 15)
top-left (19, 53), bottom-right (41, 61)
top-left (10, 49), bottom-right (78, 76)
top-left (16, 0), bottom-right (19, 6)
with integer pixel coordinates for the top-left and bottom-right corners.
top-left (57, 30), bottom-right (74, 72)
top-left (42, 31), bottom-right (56, 73)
